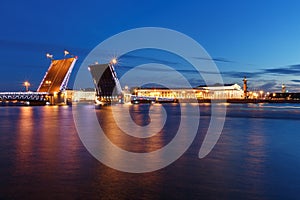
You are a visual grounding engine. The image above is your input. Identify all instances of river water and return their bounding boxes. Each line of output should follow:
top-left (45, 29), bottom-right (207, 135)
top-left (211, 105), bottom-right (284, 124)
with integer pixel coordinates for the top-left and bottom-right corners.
top-left (1, 103), bottom-right (300, 199)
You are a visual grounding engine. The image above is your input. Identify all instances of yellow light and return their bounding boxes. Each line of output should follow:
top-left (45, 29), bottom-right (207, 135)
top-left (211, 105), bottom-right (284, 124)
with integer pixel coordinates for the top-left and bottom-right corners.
top-left (111, 58), bottom-right (117, 65)
top-left (24, 81), bottom-right (30, 92)
top-left (24, 81), bottom-right (30, 87)
top-left (45, 80), bottom-right (52, 85)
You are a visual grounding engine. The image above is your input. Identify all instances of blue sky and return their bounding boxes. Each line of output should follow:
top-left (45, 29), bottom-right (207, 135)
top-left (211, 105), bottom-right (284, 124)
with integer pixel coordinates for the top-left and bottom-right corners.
top-left (1, 0), bottom-right (300, 92)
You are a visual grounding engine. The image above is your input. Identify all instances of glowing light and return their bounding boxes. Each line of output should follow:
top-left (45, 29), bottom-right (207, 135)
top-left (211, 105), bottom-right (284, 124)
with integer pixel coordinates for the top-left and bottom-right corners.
top-left (24, 81), bottom-right (30, 92)
top-left (111, 58), bottom-right (117, 65)
top-left (259, 90), bottom-right (264, 99)
top-left (46, 53), bottom-right (53, 60)
top-left (64, 50), bottom-right (70, 56)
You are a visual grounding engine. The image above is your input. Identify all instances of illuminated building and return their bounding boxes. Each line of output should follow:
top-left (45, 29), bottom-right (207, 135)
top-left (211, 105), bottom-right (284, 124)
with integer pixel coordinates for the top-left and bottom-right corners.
top-left (133, 83), bottom-right (244, 101)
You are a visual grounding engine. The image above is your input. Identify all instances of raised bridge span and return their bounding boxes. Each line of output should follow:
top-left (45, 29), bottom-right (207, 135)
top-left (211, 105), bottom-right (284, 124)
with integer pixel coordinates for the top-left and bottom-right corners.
top-left (0, 57), bottom-right (77, 105)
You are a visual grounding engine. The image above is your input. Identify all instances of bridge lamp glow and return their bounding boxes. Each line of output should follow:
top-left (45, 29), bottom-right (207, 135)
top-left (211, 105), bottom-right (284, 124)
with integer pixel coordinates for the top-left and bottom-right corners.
top-left (24, 81), bottom-right (30, 92)
top-left (259, 90), bottom-right (264, 98)
top-left (64, 50), bottom-right (70, 57)
top-left (46, 53), bottom-right (54, 60)
top-left (110, 58), bottom-right (117, 65)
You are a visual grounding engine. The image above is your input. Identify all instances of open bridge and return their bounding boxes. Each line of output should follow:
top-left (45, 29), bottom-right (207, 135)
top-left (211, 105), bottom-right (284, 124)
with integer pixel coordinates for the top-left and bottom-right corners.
top-left (0, 57), bottom-right (77, 105)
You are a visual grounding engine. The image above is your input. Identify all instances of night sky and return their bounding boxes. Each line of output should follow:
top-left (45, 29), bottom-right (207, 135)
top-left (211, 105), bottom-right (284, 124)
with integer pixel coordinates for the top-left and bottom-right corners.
top-left (1, 0), bottom-right (300, 92)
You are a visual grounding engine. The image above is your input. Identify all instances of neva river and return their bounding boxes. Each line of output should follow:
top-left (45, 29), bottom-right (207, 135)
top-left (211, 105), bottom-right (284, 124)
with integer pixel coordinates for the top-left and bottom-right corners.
top-left (1, 103), bottom-right (300, 199)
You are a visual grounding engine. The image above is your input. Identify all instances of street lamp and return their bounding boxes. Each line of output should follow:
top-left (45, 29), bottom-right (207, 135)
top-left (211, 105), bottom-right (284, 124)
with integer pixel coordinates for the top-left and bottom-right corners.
top-left (24, 81), bottom-right (30, 92)
top-left (45, 80), bottom-right (52, 86)
top-left (46, 53), bottom-right (54, 60)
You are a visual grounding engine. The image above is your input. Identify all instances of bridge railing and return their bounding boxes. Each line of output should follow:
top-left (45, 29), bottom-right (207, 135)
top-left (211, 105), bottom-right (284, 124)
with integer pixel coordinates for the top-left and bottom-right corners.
top-left (0, 92), bottom-right (49, 101)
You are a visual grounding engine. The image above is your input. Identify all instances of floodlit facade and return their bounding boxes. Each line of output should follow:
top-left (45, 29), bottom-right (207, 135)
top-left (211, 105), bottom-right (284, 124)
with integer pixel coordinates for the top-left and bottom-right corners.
top-left (134, 84), bottom-right (244, 100)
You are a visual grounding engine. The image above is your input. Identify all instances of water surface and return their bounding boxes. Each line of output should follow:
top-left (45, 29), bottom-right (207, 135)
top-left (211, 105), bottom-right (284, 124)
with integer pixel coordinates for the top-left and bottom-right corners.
top-left (0, 103), bottom-right (300, 199)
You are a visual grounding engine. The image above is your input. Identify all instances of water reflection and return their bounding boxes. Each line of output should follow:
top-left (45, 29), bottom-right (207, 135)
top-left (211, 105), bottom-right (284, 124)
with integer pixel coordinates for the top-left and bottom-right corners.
top-left (16, 107), bottom-right (34, 173)
top-left (10, 106), bottom-right (83, 198)
top-left (97, 104), bottom-right (177, 153)
top-left (1, 104), bottom-right (300, 199)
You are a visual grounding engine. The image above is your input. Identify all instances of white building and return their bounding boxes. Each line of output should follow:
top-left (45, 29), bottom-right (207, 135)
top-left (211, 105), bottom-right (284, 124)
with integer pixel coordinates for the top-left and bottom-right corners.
top-left (135, 83), bottom-right (244, 100)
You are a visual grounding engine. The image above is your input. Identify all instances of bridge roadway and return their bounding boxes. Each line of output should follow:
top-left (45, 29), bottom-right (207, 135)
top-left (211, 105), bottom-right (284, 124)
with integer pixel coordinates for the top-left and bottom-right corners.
top-left (0, 57), bottom-right (78, 105)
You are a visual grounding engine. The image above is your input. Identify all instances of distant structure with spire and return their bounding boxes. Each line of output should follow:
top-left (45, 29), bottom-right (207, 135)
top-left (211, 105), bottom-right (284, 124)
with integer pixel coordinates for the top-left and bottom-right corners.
top-left (282, 84), bottom-right (286, 93)
top-left (243, 76), bottom-right (248, 99)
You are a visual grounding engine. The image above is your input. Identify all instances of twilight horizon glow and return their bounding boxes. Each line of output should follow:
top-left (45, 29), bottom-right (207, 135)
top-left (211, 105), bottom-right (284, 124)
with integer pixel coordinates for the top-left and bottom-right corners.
top-left (0, 0), bottom-right (300, 92)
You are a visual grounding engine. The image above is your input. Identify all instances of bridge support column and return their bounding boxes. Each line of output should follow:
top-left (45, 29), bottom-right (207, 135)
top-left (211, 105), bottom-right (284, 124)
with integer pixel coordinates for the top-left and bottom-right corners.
top-left (47, 92), bottom-right (67, 105)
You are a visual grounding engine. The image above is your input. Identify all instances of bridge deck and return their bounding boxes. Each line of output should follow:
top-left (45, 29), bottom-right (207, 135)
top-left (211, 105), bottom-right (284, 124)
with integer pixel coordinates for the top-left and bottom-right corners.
top-left (37, 58), bottom-right (76, 93)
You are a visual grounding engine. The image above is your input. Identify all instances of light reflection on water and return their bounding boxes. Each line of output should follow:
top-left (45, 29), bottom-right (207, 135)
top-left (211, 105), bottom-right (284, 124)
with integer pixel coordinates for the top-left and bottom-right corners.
top-left (0, 104), bottom-right (300, 199)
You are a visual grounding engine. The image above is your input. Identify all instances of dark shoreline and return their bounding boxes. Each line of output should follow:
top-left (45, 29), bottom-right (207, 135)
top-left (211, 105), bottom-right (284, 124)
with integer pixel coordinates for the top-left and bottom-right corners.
top-left (2, 99), bottom-right (300, 106)
top-left (196, 99), bottom-right (300, 104)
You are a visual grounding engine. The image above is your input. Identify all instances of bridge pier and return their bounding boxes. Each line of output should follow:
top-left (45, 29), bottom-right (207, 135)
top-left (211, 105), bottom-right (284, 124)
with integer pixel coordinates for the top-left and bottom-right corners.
top-left (47, 92), bottom-right (68, 105)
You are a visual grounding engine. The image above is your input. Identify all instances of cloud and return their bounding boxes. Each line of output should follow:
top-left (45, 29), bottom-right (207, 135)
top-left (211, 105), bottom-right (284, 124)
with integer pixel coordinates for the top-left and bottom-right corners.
top-left (291, 79), bottom-right (300, 83)
top-left (263, 64), bottom-right (300, 76)
top-left (283, 83), bottom-right (300, 92)
top-left (117, 63), bottom-right (220, 75)
top-left (212, 57), bottom-right (235, 63)
top-left (289, 64), bottom-right (300, 69)
top-left (222, 63), bottom-right (300, 80)
top-left (120, 54), bottom-right (180, 66)
top-left (259, 82), bottom-right (278, 91)
top-left (222, 71), bottom-right (261, 79)
top-left (193, 56), bottom-right (235, 63)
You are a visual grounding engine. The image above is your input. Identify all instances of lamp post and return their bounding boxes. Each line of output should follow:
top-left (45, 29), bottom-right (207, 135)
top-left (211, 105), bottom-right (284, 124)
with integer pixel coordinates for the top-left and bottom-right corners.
top-left (24, 81), bottom-right (30, 92)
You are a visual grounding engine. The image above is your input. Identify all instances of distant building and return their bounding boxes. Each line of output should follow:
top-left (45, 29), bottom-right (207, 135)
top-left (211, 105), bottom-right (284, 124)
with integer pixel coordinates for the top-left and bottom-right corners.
top-left (200, 83), bottom-right (244, 99)
top-left (134, 83), bottom-right (244, 100)
top-left (88, 62), bottom-right (244, 103)
top-left (65, 90), bottom-right (96, 102)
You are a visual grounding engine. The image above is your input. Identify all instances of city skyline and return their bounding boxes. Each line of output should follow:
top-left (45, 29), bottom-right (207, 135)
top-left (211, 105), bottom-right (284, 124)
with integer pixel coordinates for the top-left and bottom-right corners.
top-left (1, 0), bottom-right (300, 92)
